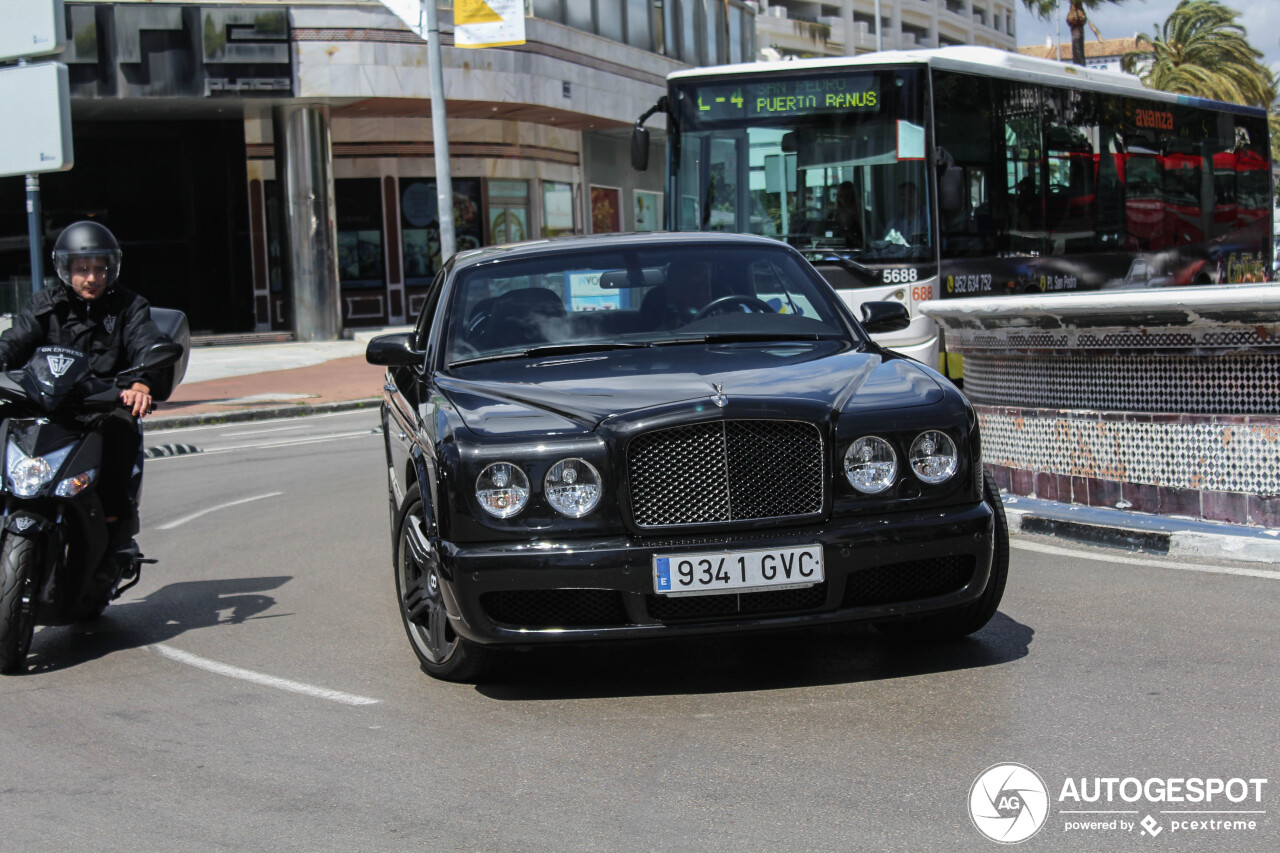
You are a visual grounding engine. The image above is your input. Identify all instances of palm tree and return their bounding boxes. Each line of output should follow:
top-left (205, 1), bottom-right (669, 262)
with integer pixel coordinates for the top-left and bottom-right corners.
top-left (1121, 0), bottom-right (1277, 108)
top-left (1020, 0), bottom-right (1126, 67)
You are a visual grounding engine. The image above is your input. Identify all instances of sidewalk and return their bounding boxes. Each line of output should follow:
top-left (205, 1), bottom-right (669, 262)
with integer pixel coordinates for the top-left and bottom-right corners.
top-left (146, 331), bottom-right (1280, 566)
top-left (148, 330), bottom-right (404, 429)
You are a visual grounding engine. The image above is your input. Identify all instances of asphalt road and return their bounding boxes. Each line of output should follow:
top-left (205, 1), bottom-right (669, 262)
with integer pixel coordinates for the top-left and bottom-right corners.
top-left (0, 409), bottom-right (1276, 852)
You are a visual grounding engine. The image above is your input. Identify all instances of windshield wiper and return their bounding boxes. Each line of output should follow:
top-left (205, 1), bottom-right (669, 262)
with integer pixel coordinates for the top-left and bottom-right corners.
top-left (449, 341), bottom-right (652, 367)
top-left (653, 332), bottom-right (829, 346)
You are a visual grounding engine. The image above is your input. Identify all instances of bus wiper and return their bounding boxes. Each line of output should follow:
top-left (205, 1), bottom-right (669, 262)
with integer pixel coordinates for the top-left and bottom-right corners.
top-left (450, 341), bottom-right (651, 367)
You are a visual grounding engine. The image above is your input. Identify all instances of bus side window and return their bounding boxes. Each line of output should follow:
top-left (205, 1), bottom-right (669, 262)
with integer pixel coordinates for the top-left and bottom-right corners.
top-left (933, 70), bottom-right (996, 259)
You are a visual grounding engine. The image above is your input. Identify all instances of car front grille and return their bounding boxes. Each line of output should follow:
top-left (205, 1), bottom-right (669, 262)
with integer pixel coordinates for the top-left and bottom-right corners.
top-left (840, 555), bottom-right (976, 607)
top-left (627, 420), bottom-right (824, 527)
top-left (480, 589), bottom-right (630, 629)
top-left (646, 582), bottom-right (829, 622)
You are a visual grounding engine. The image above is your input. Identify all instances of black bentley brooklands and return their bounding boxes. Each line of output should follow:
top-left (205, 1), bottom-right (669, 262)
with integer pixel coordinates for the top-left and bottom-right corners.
top-left (368, 233), bottom-right (1007, 680)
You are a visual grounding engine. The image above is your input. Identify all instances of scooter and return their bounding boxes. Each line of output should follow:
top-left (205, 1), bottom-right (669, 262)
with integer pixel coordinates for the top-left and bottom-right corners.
top-left (0, 322), bottom-right (186, 674)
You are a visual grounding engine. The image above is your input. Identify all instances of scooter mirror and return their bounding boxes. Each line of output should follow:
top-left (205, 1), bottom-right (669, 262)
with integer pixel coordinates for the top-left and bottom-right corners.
top-left (141, 341), bottom-right (185, 369)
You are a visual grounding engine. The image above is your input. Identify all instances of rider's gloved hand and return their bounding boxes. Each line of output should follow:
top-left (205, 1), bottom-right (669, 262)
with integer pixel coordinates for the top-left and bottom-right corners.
top-left (120, 382), bottom-right (153, 417)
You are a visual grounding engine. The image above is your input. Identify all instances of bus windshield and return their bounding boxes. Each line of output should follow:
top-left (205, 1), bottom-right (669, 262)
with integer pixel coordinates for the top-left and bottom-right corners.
top-left (671, 67), bottom-right (932, 265)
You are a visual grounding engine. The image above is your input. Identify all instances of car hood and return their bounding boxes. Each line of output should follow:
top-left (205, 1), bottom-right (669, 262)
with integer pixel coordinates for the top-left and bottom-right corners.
top-left (437, 342), bottom-right (945, 437)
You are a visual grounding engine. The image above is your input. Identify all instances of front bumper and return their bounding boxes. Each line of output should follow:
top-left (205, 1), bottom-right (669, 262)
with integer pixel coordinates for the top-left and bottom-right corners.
top-left (435, 501), bottom-right (995, 645)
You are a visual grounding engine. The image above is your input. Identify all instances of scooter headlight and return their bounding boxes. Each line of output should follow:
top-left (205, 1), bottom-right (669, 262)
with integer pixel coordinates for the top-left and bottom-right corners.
top-left (6, 440), bottom-right (75, 498)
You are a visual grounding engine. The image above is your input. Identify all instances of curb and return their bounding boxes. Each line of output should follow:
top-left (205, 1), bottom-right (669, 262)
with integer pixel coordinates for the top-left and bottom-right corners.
top-left (147, 397), bottom-right (382, 430)
top-left (1004, 497), bottom-right (1280, 566)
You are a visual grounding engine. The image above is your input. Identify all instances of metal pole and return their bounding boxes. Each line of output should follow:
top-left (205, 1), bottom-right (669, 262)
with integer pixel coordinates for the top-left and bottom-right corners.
top-left (26, 174), bottom-right (43, 298)
top-left (424, 0), bottom-right (456, 264)
top-left (874, 0), bottom-right (883, 52)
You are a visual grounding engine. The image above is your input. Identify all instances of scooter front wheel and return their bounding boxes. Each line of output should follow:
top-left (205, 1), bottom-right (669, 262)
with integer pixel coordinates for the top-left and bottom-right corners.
top-left (0, 534), bottom-right (41, 674)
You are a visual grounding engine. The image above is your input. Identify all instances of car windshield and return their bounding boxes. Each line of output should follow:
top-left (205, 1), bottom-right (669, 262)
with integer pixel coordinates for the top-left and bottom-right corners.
top-left (445, 243), bottom-right (853, 365)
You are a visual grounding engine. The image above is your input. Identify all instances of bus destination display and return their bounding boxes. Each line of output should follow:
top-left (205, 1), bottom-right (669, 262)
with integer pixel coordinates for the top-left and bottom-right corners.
top-left (685, 75), bottom-right (879, 121)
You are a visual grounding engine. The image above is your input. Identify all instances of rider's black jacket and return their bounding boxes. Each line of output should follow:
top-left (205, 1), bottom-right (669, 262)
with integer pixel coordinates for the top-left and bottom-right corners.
top-left (0, 284), bottom-right (165, 390)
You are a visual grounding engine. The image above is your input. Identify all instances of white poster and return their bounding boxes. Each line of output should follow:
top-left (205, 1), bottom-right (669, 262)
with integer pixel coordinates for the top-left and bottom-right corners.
top-left (455, 0), bottom-right (526, 48)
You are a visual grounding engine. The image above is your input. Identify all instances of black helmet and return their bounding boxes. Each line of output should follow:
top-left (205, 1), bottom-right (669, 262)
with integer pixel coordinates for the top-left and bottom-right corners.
top-left (51, 220), bottom-right (122, 288)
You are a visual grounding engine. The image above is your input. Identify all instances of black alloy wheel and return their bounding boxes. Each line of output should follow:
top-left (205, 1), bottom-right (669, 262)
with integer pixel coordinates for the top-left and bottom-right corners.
top-left (394, 486), bottom-right (493, 681)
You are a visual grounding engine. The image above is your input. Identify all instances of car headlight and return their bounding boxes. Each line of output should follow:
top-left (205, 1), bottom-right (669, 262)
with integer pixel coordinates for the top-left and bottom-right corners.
top-left (475, 462), bottom-right (530, 518)
top-left (844, 436), bottom-right (897, 494)
top-left (909, 430), bottom-right (958, 484)
top-left (544, 458), bottom-right (602, 518)
top-left (6, 440), bottom-right (74, 498)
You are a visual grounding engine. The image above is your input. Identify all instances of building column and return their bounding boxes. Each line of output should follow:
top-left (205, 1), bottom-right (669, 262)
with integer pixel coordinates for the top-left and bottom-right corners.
top-left (272, 103), bottom-right (342, 341)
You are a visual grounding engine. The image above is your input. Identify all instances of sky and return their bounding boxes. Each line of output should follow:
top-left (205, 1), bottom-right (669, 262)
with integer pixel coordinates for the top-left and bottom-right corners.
top-left (1014, 0), bottom-right (1280, 78)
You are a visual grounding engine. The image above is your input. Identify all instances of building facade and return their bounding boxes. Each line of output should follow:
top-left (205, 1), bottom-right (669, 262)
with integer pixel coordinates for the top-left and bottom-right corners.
top-left (755, 0), bottom-right (1016, 58)
top-left (0, 0), bottom-right (756, 336)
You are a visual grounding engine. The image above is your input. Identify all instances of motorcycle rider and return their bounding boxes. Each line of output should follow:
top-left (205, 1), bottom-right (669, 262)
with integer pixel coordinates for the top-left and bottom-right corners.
top-left (0, 220), bottom-right (167, 569)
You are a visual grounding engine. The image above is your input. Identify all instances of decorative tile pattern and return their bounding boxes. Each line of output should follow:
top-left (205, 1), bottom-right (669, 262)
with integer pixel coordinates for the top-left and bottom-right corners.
top-left (963, 353), bottom-right (1280, 415)
top-left (978, 406), bottom-right (1280, 495)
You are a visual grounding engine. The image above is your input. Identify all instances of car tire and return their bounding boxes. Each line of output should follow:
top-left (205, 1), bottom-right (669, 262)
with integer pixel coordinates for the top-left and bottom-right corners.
top-left (877, 469), bottom-right (1009, 641)
top-left (394, 485), bottom-right (494, 682)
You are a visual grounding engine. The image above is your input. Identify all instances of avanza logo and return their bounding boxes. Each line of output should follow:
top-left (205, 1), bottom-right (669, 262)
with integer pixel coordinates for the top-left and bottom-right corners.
top-left (1135, 108), bottom-right (1174, 130)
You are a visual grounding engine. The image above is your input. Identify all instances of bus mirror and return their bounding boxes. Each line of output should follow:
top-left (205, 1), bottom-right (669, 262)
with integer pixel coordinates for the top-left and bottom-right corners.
top-left (631, 124), bottom-right (650, 171)
top-left (781, 132), bottom-right (797, 153)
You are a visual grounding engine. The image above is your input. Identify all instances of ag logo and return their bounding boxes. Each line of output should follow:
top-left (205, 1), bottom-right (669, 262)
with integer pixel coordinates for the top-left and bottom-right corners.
top-left (46, 354), bottom-right (75, 377)
top-left (969, 763), bottom-right (1050, 844)
top-left (104, 315), bottom-right (116, 334)
top-left (14, 518), bottom-right (35, 532)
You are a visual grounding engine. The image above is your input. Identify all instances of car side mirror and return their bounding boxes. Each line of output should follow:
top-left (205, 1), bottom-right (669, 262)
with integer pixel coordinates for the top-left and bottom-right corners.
top-left (631, 124), bottom-right (650, 171)
top-left (366, 332), bottom-right (425, 367)
top-left (859, 301), bottom-right (911, 334)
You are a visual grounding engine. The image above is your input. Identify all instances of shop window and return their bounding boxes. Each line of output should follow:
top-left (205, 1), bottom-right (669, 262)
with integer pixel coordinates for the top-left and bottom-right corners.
top-left (543, 181), bottom-right (576, 237)
top-left (486, 180), bottom-right (530, 244)
top-left (398, 177), bottom-right (484, 286)
top-left (335, 179), bottom-right (385, 290)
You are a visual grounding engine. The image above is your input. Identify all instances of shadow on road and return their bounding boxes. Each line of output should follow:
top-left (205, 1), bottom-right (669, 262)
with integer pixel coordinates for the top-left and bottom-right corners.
top-left (21, 576), bottom-right (292, 674)
top-left (475, 611), bottom-right (1033, 701)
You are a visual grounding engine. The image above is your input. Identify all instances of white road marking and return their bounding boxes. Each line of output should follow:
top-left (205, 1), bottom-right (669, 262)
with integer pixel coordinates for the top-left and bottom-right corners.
top-left (223, 423), bottom-right (318, 437)
top-left (145, 431), bottom-right (377, 462)
top-left (150, 644), bottom-right (379, 706)
top-left (148, 408), bottom-right (377, 438)
top-left (1012, 539), bottom-right (1280, 580)
top-left (155, 492), bottom-right (284, 530)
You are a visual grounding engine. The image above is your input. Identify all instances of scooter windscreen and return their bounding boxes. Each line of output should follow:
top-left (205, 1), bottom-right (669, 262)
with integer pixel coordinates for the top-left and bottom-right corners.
top-left (27, 346), bottom-right (93, 398)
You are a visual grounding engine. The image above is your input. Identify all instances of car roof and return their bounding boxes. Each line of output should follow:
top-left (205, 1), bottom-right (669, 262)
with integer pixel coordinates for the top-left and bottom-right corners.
top-left (448, 232), bottom-right (793, 271)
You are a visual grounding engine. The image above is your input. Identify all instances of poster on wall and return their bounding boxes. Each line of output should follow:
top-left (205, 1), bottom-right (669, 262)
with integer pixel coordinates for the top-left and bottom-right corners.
top-left (543, 182), bottom-right (574, 237)
top-left (634, 190), bottom-right (662, 232)
top-left (590, 185), bottom-right (621, 234)
top-left (399, 177), bottom-right (483, 286)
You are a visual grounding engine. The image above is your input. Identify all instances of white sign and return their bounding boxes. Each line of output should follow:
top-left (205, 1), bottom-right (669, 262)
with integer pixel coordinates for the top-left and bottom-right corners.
top-left (377, 0), bottom-right (426, 39)
top-left (455, 0), bottom-right (525, 48)
top-left (0, 63), bottom-right (74, 178)
top-left (0, 0), bottom-right (65, 62)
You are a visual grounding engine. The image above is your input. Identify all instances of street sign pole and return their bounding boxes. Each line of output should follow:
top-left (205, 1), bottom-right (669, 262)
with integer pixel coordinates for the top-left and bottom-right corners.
top-left (424, 0), bottom-right (456, 264)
